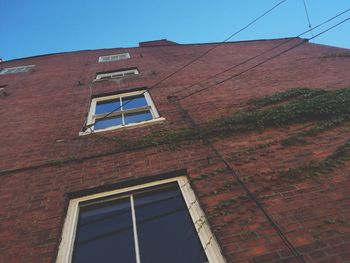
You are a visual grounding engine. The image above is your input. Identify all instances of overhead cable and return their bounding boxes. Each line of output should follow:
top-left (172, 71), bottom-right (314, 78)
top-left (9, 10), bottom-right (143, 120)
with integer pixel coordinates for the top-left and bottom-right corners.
top-left (176, 14), bottom-right (350, 101)
top-left (173, 8), bottom-right (350, 97)
top-left (82, 0), bottom-right (288, 131)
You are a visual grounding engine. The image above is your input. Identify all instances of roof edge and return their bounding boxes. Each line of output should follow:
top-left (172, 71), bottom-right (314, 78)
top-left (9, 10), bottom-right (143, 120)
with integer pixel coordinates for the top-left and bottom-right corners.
top-left (1, 37), bottom-right (306, 63)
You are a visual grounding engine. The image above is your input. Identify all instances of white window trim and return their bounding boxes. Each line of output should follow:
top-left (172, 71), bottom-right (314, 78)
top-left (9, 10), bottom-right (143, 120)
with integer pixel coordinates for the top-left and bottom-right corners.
top-left (98, 53), bottom-right (131, 63)
top-left (80, 90), bottom-right (164, 135)
top-left (56, 176), bottom-right (226, 263)
top-left (95, 68), bottom-right (139, 81)
top-left (0, 65), bottom-right (35, 75)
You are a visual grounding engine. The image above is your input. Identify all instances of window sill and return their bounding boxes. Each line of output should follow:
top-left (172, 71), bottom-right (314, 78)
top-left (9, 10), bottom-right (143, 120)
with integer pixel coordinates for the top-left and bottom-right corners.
top-left (79, 117), bottom-right (166, 136)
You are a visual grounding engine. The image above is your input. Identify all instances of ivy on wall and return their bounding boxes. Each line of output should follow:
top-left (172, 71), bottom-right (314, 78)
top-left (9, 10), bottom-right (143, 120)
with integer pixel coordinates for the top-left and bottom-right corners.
top-left (104, 87), bottom-right (350, 153)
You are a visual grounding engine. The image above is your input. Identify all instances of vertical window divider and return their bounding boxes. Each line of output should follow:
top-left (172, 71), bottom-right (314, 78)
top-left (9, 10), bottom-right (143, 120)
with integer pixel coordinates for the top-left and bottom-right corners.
top-left (130, 194), bottom-right (141, 263)
top-left (120, 97), bottom-right (125, 126)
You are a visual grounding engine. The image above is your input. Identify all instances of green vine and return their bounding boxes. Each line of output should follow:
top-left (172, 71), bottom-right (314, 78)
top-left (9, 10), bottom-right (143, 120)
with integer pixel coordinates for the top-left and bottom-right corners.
top-left (192, 168), bottom-right (228, 182)
top-left (208, 87), bottom-right (350, 137)
top-left (207, 194), bottom-right (249, 219)
top-left (204, 140), bottom-right (350, 223)
top-left (100, 87), bottom-right (350, 153)
top-left (227, 141), bottom-right (275, 163)
top-left (281, 115), bottom-right (350, 146)
top-left (199, 181), bottom-right (237, 198)
top-left (249, 87), bottom-right (326, 108)
top-left (280, 139), bottom-right (350, 179)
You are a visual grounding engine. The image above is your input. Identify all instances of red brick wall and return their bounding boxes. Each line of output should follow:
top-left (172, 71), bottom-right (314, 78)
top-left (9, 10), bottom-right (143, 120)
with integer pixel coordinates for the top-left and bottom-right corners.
top-left (0, 38), bottom-right (350, 262)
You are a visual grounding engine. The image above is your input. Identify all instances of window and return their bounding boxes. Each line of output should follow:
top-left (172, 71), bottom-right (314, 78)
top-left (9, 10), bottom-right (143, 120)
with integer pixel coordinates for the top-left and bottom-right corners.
top-left (98, 53), bottom-right (131, 62)
top-left (0, 65), bottom-right (34, 75)
top-left (95, 68), bottom-right (139, 80)
top-left (84, 90), bottom-right (162, 133)
top-left (56, 177), bottom-right (226, 263)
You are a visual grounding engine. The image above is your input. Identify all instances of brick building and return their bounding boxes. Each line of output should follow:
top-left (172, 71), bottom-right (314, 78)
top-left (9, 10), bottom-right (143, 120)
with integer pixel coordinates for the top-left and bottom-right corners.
top-left (0, 38), bottom-right (350, 263)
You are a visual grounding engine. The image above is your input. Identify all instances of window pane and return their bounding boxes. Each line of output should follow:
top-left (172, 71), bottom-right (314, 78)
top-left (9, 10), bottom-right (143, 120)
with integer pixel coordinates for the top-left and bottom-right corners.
top-left (94, 116), bottom-right (122, 130)
top-left (96, 99), bottom-right (121, 114)
top-left (111, 73), bottom-right (124, 78)
top-left (134, 183), bottom-right (208, 263)
top-left (98, 75), bottom-right (111, 80)
top-left (72, 198), bottom-right (136, 263)
top-left (122, 95), bottom-right (148, 110)
top-left (124, 111), bottom-right (153, 125)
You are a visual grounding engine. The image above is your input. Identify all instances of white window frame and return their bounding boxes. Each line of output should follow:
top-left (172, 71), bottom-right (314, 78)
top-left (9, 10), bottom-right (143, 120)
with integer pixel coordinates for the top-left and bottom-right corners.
top-left (98, 53), bottom-right (131, 63)
top-left (95, 68), bottom-right (139, 80)
top-left (80, 90), bottom-right (164, 135)
top-left (56, 176), bottom-right (226, 263)
top-left (0, 65), bottom-right (35, 75)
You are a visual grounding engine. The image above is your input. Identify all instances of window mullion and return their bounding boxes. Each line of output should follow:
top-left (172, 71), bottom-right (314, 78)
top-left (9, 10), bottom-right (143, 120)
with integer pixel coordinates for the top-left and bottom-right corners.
top-left (130, 194), bottom-right (141, 263)
top-left (120, 97), bottom-right (126, 125)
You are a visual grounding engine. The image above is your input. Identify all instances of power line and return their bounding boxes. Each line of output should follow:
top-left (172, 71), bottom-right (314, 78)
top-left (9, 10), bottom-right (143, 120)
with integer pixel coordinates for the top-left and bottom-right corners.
top-left (75, 10), bottom-right (350, 159)
top-left (176, 14), bottom-right (350, 101)
top-left (83, 8), bottom-right (350, 146)
top-left (163, 11), bottom-right (350, 262)
top-left (302, 0), bottom-right (314, 39)
top-left (167, 96), bottom-right (306, 263)
top-left (9, 11), bottom-right (345, 178)
top-left (173, 8), bottom-right (350, 97)
top-left (84, 5), bottom-right (349, 131)
top-left (82, 0), bottom-right (288, 132)
top-left (144, 0), bottom-right (287, 92)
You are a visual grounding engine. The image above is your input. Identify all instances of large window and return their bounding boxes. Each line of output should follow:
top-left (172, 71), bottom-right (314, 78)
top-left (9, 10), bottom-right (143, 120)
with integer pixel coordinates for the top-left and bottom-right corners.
top-left (0, 65), bottom-right (34, 75)
top-left (56, 177), bottom-right (225, 263)
top-left (83, 90), bottom-right (162, 133)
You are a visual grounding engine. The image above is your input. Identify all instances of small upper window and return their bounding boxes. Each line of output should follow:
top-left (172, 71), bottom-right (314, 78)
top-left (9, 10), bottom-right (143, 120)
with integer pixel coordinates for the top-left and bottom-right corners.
top-left (98, 53), bottom-right (130, 62)
top-left (95, 68), bottom-right (139, 81)
top-left (0, 65), bottom-right (34, 75)
top-left (84, 90), bottom-right (162, 133)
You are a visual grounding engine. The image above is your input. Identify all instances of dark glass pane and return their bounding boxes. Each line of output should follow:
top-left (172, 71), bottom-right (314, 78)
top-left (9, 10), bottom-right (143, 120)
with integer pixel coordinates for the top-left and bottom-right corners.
top-left (134, 183), bottom-right (208, 263)
top-left (94, 116), bottom-right (122, 130)
top-left (96, 99), bottom-right (121, 114)
top-left (72, 197), bottom-right (136, 263)
top-left (122, 95), bottom-right (148, 110)
top-left (124, 111), bottom-right (153, 125)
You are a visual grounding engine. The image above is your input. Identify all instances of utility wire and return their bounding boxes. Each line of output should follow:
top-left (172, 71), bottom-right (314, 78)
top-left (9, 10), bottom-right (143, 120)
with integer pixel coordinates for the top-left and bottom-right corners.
top-left (167, 96), bottom-right (306, 263)
top-left (302, 0), bottom-right (314, 39)
top-left (163, 11), bottom-right (350, 261)
top-left (72, 10), bottom-right (350, 182)
top-left (82, 0), bottom-right (288, 131)
top-left (173, 8), bottom-right (350, 97)
top-left (176, 15), bottom-right (350, 101)
top-left (85, 8), bottom-right (350, 145)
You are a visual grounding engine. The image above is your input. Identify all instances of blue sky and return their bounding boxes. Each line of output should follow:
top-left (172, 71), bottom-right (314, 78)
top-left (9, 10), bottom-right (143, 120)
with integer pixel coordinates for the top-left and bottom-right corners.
top-left (1, 0), bottom-right (349, 61)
